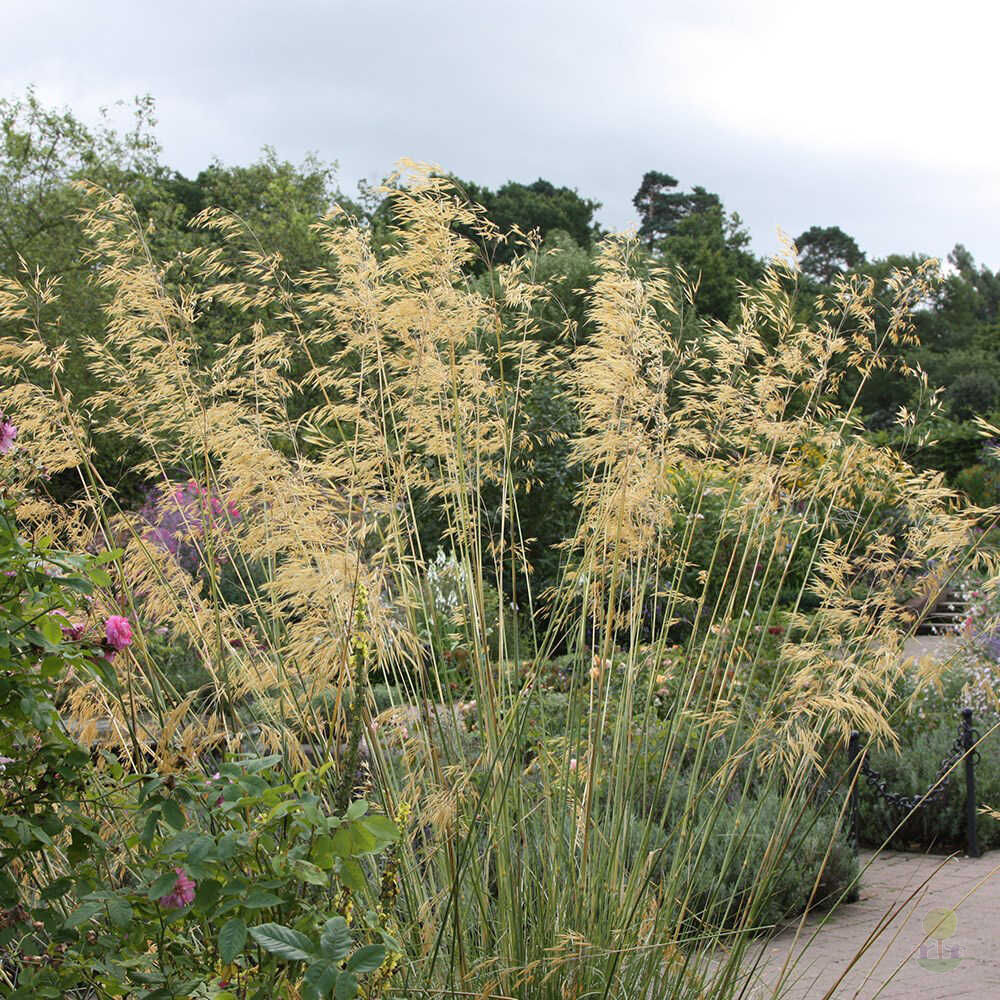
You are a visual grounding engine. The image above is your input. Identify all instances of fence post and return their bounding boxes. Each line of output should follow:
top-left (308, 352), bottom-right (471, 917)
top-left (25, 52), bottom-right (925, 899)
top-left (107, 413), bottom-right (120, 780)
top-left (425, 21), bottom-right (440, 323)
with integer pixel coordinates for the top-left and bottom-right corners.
top-left (962, 707), bottom-right (980, 858)
top-left (849, 730), bottom-right (861, 853)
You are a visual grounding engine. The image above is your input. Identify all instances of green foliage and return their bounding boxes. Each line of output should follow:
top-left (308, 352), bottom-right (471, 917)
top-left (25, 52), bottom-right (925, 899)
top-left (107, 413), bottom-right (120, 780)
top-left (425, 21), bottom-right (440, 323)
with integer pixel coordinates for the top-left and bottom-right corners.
top-left (857, 716), bottom-right (1000, 852)
top-left (954, 463), bottom-right (1000, 506)
top-left (0, 504), bottom-right (116, 996)
top-left (456, 176), bottom-right (602, 267)
top-left (0, 500), bottom-right (399, 997)
top-left (250, 916), bottom-right (385, 1000)
top-left (857, 656), bottom-right (1000, 852)
top-left (8, 750), bottom-right (400, 998)
top-left (946, 372), bottom-right (1000, 421)
top-left (0, 502), bottom-right (113, 912)
top-left (632, 171), bottom-right (760, 320)
top-left (631, 783), bottom-right (858, 931)
top-left (794, 225), bottom-right (866, 285)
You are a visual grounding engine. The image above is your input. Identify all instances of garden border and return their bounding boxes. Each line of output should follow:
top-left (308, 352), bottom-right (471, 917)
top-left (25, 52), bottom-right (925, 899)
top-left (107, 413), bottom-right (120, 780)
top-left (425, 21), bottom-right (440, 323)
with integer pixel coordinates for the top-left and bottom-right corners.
top-left (848, 707), bottom-right (980, 857)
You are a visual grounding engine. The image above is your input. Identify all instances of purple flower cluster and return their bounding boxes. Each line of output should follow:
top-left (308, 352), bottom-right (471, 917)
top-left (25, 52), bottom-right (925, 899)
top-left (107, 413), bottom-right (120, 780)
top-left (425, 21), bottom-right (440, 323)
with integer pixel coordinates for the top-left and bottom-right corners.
top-left (0, 412), bottom-right (17, 455)
top-left (137, 480), bottom-right (241, 574)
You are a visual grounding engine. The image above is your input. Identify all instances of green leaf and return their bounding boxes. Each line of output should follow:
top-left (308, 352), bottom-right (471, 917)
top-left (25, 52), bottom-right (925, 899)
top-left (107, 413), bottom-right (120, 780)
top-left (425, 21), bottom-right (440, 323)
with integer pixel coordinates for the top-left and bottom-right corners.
top-left (337, 858), bottom-right (366, 894)
top-left (65, 901), bottom-right (103, 928)
top-left (41, 876), bottom-right (73, 900)
top-left (218, 917), bottom-right (247, 964)
top-left (311, 834), bottom-right (337, 870)
top-left (302, 961), bottom-right (339, 1000)
top-left (187, 833), bottom-right (215, 862)
top-left (291, 859), bottom-right (328, 886)
top-left (319, 917), bottom-right (353, 962)
top-left (344, 800), bottom-right (368, 820)
top-left (40, 655), bottom-right (64, 678)
top-left (147, 872), bottom-right (179, 900)
top-left (140, 810), bottom-right (159, 848)
top-left (161, 799), bottom-right (185, 830)
top-left (106, 897), bottom-right (133, 928)
top-left (334, 971), bottom-right (358, 1000)
top-left (346, 944), bottom-right (385, 974)
top-left (248, 922), bottom-right (316, 962)
top-left (196, 877), bottom-right (222, 909)
top-left (331, 824), bottom-right (375, 859)
top-left (39, 616), bottom-right (62, 645)
top-left (361, 815), bottom-right (398, 846)
top-left (243, 889), bottom-right (283, 909)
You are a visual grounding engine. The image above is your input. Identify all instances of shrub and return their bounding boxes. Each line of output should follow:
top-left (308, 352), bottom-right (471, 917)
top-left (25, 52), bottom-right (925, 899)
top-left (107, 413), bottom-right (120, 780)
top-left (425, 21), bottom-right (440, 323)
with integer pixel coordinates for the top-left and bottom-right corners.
top-left (856, 655), bottom-right (1000, 852)
top-left (954, 464), bottom-right (1000, 506)
top-left (856, 715), bottom-right (999, 852)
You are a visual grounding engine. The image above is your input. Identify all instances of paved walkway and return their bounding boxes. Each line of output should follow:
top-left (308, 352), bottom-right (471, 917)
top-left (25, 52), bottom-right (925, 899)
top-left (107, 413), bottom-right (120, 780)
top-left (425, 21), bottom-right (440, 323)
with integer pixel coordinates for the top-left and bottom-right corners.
top-left (746, 850), bottom-right (1000, 999)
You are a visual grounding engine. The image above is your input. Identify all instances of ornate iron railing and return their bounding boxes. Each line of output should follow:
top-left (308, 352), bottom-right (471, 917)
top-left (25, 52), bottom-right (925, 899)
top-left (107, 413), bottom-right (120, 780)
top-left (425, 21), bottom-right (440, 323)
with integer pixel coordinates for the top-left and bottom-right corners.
top-left (848, 707), bottom-right (980, 857)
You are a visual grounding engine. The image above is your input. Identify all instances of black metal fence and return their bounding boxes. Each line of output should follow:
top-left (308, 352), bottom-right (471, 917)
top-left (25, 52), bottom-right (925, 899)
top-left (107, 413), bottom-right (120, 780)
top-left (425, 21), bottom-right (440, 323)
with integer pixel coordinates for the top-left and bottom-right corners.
top-left (848, 707), bottom-right (981, 857)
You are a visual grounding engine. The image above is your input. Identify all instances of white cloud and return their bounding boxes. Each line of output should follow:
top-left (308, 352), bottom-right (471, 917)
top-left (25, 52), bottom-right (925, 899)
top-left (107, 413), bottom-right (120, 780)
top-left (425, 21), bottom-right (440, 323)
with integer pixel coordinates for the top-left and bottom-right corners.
top-left (2, 0), bottom-right (997, 264)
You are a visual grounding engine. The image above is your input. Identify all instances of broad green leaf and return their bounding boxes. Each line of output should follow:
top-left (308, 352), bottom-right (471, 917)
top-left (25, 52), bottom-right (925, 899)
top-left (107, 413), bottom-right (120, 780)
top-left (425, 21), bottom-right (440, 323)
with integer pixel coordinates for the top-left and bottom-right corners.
top-left (243, 889), bottom-right (283, 909)
top-left (345, 800), bottom-right (368, 820)
top-left (311, 834), bottom-right (337, 870)
top-left (65, 901), bottom-right (103, 928)
top-left (361, 815), bottom-right (398, 846)
top-left (303, 960), bottom-right (339, 1000)
top-left (249, 922), bottom-right (316, 962)
top-left (161, 799), bottom-right (185, 830)
top-left (41, 876), bottom-right (73, 900)
top-left (291, 859), bottom-right (328, 886)
top-left (331, 824), bottom-right (375, 859)
top-left (140, 810), bottom-right (159, 848)
top-left (106, 897), bottom-right (133, 928)
top-left (346, 944), bottom-right (385, 974)
top-left (187, 833), bottom-right (215, 862)
top-left (218, 917), bottom-right (247, 964)
top-left (319, 916), bottom-right (353, 962)
top-left (40, 655), bottom-right (63, 678)
top-left (39, 616), bottom-right (62, 645)
top-left (196, 878), bottom-right (222, 909)
top-left (337, 858), bottom-right (366, 894)
top-left (334, 971), bottom-right (358, 1000)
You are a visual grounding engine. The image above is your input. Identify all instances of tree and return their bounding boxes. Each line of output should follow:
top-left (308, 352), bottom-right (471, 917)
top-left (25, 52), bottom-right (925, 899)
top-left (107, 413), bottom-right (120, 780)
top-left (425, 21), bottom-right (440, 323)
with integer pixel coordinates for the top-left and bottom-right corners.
top-left (793, 225), bottom-right (866, 284)
top-left (632, 171), bottom-right (687, 250)
top-left (632, 171), bottom-right (760, 321)
top-left (452, 177), bottom-right (601, 268)
top-left (0, 89), bottom-right (355, 499)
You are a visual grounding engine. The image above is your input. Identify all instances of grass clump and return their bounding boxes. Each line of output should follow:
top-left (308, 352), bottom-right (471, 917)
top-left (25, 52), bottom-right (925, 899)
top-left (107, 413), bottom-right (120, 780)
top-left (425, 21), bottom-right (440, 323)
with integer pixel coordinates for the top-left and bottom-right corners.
top-left (0, 164), bottom-right (996, 998)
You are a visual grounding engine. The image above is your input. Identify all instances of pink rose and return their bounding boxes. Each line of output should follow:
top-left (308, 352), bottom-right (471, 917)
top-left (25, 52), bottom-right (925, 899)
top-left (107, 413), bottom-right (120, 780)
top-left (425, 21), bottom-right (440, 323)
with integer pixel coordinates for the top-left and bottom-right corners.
top-left (159, 868), bottom-right (196, 909)
top-left (104, 615), bottom-right (133, 651)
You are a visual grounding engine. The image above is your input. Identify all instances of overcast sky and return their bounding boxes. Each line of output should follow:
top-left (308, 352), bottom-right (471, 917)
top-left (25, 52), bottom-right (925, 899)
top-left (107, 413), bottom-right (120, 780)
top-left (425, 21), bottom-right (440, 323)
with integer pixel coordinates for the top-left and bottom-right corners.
top-left (4, 0), bottom-right (998, 266)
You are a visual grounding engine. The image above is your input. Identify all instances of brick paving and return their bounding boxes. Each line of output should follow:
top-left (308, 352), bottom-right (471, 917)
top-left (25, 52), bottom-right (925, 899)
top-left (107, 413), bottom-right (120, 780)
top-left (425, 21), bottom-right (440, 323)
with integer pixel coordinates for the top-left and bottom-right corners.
top-left (745, 850), bottom-right (1000, 999)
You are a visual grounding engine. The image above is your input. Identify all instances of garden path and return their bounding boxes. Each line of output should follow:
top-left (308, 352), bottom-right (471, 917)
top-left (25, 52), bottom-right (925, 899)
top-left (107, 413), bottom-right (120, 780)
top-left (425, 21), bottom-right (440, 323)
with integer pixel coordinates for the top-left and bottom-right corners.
top-left (745, 849), bottom-right (1000, 999)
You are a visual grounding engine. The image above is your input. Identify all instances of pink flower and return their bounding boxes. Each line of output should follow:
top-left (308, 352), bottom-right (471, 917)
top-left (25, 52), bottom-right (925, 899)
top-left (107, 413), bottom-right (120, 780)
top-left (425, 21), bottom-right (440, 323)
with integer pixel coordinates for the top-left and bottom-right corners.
top-left (159, 868), bottom-right (196, 909)
top-left (104, 615), bottom-right (133, 651)
top-left (0, 417), bottom-right (17, 455)
top-left (62, 622), bottom-right (87, 641)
